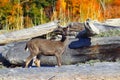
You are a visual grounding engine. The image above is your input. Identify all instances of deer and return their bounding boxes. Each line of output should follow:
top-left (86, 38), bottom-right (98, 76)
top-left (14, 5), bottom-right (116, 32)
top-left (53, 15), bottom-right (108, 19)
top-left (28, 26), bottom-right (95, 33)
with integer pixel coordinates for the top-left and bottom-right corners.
top-left (24, 26), bottom-right (69, 67)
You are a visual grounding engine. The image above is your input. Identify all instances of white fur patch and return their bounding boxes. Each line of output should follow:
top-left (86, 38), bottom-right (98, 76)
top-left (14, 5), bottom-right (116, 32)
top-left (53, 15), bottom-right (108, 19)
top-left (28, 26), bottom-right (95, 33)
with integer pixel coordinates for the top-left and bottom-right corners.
top-left (25, 48), bottom-right (29, 52)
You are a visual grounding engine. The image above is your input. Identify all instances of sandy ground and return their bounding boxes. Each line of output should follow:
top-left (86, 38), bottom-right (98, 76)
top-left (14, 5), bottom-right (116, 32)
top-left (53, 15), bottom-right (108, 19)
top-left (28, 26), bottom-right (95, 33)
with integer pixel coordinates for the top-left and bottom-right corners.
top-left (0, 62), bottom-right (120, 80)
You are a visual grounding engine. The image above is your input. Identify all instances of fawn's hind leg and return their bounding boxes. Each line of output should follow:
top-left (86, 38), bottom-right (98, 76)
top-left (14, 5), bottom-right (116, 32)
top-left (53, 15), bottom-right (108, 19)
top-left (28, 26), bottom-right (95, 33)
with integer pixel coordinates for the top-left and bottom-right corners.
top-left (25, 54), bottom-right (36, 68)
top-left (34, 59), bottom-right (40, 67)
top-left (34, 54), bottom-right (41, 67)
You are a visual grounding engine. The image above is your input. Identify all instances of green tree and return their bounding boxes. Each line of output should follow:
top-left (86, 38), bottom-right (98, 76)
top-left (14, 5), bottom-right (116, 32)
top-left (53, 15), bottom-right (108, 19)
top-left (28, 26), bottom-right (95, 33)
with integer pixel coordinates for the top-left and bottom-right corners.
top-left (0, 0), bottom-right (57, 30)
top-left (22, 0), bottom-right (56, 27)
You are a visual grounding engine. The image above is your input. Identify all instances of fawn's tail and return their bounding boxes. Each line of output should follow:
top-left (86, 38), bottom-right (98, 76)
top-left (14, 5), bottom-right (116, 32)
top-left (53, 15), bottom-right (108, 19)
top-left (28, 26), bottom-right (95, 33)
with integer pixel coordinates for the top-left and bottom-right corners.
top-left (25, 44), bottom-right (28, 51)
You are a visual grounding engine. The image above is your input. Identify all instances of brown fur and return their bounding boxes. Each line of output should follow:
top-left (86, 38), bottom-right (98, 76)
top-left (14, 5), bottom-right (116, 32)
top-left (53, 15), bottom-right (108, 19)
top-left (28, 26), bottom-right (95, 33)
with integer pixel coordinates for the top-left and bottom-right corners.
top-left (25, 27), bottom-right (68, 67)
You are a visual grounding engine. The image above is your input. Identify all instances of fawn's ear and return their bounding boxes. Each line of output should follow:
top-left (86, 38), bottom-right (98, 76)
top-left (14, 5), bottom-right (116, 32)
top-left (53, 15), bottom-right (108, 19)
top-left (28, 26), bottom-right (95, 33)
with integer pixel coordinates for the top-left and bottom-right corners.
top-left (63, 26), bottom-right (69, 31)
top-left (57, 25), bottom-right (62, 29)
top-left (57, 25), bottom-right (60, 28)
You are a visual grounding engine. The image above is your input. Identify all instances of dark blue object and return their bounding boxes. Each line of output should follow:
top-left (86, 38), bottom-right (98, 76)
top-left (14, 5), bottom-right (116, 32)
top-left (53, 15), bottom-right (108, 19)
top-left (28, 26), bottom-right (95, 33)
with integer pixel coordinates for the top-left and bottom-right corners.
top-left (76, 30), bottom-right (88, 38)
top-left (69, 37), bottom-right (91, 49)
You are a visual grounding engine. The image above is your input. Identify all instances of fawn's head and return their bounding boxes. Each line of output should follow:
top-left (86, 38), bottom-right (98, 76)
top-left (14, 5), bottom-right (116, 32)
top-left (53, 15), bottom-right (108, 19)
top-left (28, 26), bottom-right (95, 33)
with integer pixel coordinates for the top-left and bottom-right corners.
top-left (54, 26), bottom-right (69, 36)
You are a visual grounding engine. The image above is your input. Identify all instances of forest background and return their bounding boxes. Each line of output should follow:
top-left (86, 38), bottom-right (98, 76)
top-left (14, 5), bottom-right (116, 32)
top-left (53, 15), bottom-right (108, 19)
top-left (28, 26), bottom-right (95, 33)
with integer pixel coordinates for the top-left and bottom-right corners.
top-left (0, 0), bottom-right (120, 31)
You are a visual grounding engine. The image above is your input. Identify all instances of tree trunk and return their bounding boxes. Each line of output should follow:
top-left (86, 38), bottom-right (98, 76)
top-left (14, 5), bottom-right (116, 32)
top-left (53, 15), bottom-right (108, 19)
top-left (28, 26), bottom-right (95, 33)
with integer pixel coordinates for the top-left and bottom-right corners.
top-left (0, 20), bottom-right (59, 44)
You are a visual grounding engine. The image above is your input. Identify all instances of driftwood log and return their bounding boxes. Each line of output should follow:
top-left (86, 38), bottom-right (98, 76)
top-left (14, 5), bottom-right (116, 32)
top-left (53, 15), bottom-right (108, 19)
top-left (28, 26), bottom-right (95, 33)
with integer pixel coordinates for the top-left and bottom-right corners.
top-left (0, 19), bottom-right (120, 44)
top-left (0, 20), bottom-right (59, 44)
top-left (40, 36), bottom-right (120, 65)
top-left (0, 19), bottom-right (120, 67)
top-left (1, 36), bottom-right (120, 67)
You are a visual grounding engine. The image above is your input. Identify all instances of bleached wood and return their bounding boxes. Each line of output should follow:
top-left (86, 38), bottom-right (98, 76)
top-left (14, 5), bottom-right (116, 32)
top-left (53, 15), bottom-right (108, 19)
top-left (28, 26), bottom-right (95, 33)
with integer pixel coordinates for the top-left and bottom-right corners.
top-left (0, 21), bottom-right (59, 44)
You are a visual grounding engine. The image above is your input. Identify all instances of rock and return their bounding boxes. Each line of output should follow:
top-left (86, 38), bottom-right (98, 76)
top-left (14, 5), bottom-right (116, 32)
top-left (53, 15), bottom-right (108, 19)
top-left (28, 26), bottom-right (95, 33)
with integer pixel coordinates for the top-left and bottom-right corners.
top-left (2, 41), bottom-right (30, 66)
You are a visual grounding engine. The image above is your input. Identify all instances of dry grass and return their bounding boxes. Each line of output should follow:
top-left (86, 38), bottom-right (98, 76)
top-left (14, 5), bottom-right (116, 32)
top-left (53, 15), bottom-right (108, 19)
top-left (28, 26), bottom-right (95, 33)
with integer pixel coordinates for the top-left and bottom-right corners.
top-left (94, 29), bottom-right (120, 37)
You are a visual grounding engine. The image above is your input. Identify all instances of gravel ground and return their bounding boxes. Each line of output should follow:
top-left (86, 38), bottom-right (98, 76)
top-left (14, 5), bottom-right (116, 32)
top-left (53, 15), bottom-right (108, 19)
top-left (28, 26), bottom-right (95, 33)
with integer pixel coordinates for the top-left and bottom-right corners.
top-left (0, 62), bottom-right (120, 80)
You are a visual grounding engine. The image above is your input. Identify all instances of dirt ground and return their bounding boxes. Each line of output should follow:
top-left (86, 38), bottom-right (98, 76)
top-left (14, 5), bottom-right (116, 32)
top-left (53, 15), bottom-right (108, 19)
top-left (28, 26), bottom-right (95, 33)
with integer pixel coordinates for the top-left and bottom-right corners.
top-left (0, 62), bottom-right (120, 80)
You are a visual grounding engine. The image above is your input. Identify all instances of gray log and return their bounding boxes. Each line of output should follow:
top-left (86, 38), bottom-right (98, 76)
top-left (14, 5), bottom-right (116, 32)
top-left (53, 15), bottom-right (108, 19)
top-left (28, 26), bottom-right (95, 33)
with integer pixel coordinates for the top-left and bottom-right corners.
top-left (1, 36), bottom-right (120, 67)
top-left (76, 19), bottom-right (120, 38)
top-left (0, 21), bottom-right (59, 44)
top-left (104, 18), bottom-right (120, 26)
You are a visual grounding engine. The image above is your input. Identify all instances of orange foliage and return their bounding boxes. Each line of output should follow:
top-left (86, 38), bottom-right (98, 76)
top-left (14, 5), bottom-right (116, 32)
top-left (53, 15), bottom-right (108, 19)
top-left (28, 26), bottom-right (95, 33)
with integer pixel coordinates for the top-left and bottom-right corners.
top-left (113, 0), bottom-right (120, 5)
top-left (69, 0), bottom-right (81, 21)
top-left (70, 0), bottom-right (81, 14)
top-left (104, 0), bottom-right (120, 19)
top-left (24, 16), bottom-right (33, 28)
top-left (0, 0), bottom-right (9, 7)
top-left (7, 16), bottom-right (15, 23)
top-left (7, 3), bottom-right (23, 30)
top-left (55, 0), bottom-right (67, 25)
top-left (55, 0), bottom-right (120, 22)
top-left (55, 0), bottom-right (103, 22)
top-left (79, 0), bottom-right (102, 21)
top-left (7, 3), bottom-right (23, 24)
top-left (10, 3), bottom-right (23, 16)
top-left (56, 0), bottom-right (66, 14)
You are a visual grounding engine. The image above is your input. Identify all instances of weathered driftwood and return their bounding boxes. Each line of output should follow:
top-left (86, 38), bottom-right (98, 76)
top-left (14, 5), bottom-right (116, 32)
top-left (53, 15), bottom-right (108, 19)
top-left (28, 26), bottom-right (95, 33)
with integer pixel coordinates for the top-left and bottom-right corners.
top-left (103, 18), bottom-right (120, 26)
top-left (1, 19), bottom-right (120, 67)
top-left (67, 19), bottom-right (120, 34)
top-left (67, 22), bottom-right (85, 32)
top-left (40, 36), bottom-right (120, 65)
top-left (1, 36), bottom-right (120, 67)
top-left (1, 19), bottom-right (120, 45)
top-left (0, 21), bottom-right (59, 44)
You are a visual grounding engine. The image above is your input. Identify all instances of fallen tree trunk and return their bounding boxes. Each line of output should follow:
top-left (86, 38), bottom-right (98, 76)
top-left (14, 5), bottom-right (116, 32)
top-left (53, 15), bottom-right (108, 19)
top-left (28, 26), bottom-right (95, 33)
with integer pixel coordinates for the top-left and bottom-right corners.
top-left (103, 18), bottom-right (120, 26)
top-left (1, 36), bottom-right (120, 67)
top-left (0, 21), bottom-right (59, 44)
top-left (1, 19), bottom-right (120, 66)
top-left (40, 36), bottom-right (120, 65)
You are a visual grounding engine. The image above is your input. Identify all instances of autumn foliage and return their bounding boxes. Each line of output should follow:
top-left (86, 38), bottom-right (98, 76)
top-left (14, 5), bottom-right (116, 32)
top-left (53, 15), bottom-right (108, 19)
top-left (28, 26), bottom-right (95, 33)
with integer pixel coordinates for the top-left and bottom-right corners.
top-left (55, 0), bottom-right (120, 22)
top-left (0, 0), bottom-right (120, 30)
top-left (54, 0), bottom-right (103, 22)
top-left (104, 0), bottom-right (120, 19)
